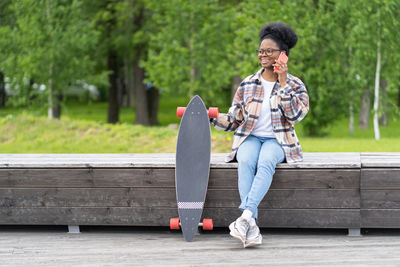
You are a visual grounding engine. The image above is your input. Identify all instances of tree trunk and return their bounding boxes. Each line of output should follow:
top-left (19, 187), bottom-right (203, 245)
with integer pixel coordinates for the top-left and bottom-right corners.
top-left (117, 74), bottom-right (124, 107)
top-left (348, 47), bottom-right (354, 135)
top-left (47, 64), bottom-right (61, 119)
top-left (133, 50), bottom-right (150, 125)
top-left (148, 87), bottom-right (159, 125)
top-left (349, 97), bottom-right (354, 135)
top-left (45, 0), bottom-right (61, 119)
top-left (373, 21), bottom-right (381, 141)
top-left (379, 79), bottom-right (388, 126)
top-left (48, 92), bottom-right (62, 119)
top-left (231, 75), bottom-right (242, 101)
top-left (188, 6), bottom-right (195, 98)
top-left (107, 48), bottom-right (120, 124)
top-left (133, 49), bottom-right (159, 126)
top-left (398, 85), bottom-right (400, 107)
top-left (0, 72), bottom-right (5, 108)
top-left (124, 57), bottom-right (135, 107)
top-left (359, 88), bottom-right (370, 129)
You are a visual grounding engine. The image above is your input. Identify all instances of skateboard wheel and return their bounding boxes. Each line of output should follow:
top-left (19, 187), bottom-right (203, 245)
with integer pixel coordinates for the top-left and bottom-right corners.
top-left (177, 107), bottom-right (186, 118)
top-left (208, 107), bottom-right (219, 118)
top-left (202, 219), bottom-right (213, 230)
top-left (170, 218), bottom-right (181, 230)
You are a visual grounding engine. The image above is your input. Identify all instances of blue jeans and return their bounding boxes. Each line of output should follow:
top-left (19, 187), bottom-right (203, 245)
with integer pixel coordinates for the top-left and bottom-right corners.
top-left (236, 135), bottom-right (285, 219)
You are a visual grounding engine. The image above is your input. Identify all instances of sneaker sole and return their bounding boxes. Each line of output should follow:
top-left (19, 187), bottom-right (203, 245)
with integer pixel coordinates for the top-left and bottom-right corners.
top-left (244, 236), bottom-right (262, 248)
top-left (229, 223), bottom-right (246, 243)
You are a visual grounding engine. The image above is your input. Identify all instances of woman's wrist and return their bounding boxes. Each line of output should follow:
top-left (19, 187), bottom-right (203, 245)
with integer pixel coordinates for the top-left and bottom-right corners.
top-left (279, 74), bottom-right (287, 87)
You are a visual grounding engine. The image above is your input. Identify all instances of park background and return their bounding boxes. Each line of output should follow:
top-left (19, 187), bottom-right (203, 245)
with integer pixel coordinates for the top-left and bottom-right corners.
top-left (0, 0), bottom-right (399, 154)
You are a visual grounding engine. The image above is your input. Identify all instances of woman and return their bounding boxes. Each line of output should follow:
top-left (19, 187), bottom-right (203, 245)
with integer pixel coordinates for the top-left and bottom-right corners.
top-left (210, 22), bottom-right (309, 248)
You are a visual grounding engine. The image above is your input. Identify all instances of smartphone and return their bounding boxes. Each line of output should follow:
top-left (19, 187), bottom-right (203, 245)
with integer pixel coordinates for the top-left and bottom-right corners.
top-left (274, 52), bottom-right (288, 71)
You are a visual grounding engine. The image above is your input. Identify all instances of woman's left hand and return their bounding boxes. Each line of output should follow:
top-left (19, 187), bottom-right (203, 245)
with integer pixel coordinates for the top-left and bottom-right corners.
top-left (273, 60), bottom-right (288, 88)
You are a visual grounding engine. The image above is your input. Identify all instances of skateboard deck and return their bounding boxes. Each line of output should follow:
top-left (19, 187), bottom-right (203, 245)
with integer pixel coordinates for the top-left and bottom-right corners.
top-left (175, 95), bottom-right (211, 242)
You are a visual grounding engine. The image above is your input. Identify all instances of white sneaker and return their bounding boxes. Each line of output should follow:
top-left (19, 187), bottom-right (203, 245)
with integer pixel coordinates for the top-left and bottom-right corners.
top-left (229, 217), bottom-right (250, 243)
top-left (244, 224), bottom-right (262, 248)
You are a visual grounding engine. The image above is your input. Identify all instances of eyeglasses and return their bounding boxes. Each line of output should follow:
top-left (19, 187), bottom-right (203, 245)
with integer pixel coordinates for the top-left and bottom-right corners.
top-left (256, 48), bottom-right (281, 56)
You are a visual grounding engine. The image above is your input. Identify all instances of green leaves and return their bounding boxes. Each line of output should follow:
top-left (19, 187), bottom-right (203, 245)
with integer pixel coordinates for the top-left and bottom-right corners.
top-left (0, 0), bottom-right (99, 108)
top-left (143, 0), bottom-right (236, 106)
top-left (1, 0), bottom-right (399, 132)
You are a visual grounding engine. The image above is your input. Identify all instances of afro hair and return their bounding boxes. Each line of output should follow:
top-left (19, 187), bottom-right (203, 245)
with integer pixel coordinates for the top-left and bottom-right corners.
top-left (259, 22), bottom-right (298, 55)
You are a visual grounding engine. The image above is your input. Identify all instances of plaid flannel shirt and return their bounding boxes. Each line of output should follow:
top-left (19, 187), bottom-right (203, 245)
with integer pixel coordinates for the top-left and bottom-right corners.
top-left (210, 68), bottom-right (309, 163)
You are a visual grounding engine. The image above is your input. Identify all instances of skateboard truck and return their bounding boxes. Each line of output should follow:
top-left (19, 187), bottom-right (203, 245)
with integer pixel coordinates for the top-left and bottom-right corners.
top-left (170, 218), bottom-right (213, 231)
top-left (177, 107), bottom-right (219, 118)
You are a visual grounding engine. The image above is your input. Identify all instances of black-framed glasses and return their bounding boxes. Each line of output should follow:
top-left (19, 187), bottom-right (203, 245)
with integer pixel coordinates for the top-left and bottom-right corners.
top-left (256, 48), bottom-right (281, 56)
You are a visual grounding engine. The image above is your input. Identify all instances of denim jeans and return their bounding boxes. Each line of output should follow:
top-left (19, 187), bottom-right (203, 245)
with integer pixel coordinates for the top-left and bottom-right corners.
top-left (236, 135), bottom-right (285, 219)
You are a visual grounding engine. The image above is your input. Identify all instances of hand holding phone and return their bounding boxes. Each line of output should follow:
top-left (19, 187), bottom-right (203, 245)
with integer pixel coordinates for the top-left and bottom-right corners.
top-left (274, 52), bottom-right (288, 71)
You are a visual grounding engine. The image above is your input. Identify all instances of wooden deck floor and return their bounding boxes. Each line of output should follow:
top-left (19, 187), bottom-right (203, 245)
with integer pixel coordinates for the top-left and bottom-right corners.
top-left (1, 226), bottom-right (400, 266)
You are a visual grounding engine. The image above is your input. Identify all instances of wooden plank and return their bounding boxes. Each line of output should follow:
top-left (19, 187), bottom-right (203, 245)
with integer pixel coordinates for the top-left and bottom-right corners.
top-left (128, 188), bottom-right (360, 209)
top-left (361, 209), bottom-right (400, 228)
top-left (211, 169), bottom-right (360, 189)
top-left (270, 169), bottom-right (360, 189)
top-left (361, 152), bottom-right (400, 168)
top-left (2, 229), bottom-right (400, 267)
top-left (0, 168), bottom-right (175, 188)
top-left (0, 188), bottom-right (131, 208)
top-left (0, 207), bottom-right (360, 228)
top-left (0, 168), bottom-right (360, 189)
top-left (361, 169), bottom-right (400, 189)
top-left (361, 190), bottom-right (400, 209)
top-left (256, 209), bottom-right (360, 228)
top-left (0, 188), bottom-right (360, 209)
top-left (0, 153), bottom-right (361, 169)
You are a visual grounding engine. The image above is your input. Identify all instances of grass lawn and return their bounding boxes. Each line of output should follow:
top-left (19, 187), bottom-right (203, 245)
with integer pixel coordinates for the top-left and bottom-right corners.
top-left (0, 95), bottom-right (399, 153)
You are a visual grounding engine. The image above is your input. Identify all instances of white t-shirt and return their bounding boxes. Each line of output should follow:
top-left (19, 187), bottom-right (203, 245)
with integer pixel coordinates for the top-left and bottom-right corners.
top-left (251, 76), bottom-right (276, 138)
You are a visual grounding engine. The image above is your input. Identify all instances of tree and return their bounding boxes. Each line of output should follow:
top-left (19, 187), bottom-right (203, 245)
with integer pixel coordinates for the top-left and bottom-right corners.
top-left (1, 0), bottom-right (98, 119)
top-left (0, 0), bottom-right (14, 108)
top-left (345, 0), bottom-right (400, 138)
top-left (89, 0), bottom-right (158, 125)
top-left (144, 0), bottom-right (236, 107)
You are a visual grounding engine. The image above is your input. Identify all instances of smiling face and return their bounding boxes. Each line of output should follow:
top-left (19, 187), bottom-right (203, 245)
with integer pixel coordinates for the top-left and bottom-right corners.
top-left (258, 38), bottom-right (282, 69)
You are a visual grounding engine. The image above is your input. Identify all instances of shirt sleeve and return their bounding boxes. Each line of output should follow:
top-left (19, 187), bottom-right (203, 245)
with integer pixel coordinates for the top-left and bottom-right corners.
top-left (210, 85), bottom-right (244, 132)
top-left (276, 77), bottom-right (309, 125)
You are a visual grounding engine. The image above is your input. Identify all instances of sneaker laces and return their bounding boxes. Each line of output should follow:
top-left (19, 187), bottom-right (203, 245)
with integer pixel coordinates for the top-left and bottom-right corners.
top-left (235, 217), bottom-right (250, 236)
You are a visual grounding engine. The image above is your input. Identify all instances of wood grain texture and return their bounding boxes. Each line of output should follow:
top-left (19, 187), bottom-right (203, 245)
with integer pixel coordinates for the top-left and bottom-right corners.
top-left (0, 207), bottom-right (360, 228)
top-left (361, 190), bottom-right (400, 209)
top-left (361, 152), bottom-right (400, 168)
top-left (361, 209), bottom-right (400, 228)
top-left (3, 228), bottom-right (400, 266)
top-left (2, 152), bottom-right (400, 229)
top-left (361, 169), bottom-right (400, 189)
top-left (0, 168), bottom-right (360, 189)
top-left (0, 153), bottom-right (362, 168)
top-left (0, 188), bottom-right (360, 209)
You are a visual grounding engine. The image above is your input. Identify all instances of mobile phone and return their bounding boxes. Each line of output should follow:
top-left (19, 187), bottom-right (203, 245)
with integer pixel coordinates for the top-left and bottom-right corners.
top-left (274, 52), bottom-right (288, 71)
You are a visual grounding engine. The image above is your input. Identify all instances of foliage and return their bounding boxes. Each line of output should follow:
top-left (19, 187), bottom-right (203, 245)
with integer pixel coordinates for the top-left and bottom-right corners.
top-left (0, 0), bottom-right (99, 110)
top-left (143, 0), bottom-right (236, 106)
top-left (1, 0), bottom-right (399, 134)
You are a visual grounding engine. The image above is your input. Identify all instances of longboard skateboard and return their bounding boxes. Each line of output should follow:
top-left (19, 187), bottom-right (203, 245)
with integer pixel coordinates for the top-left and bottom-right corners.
top-left (170, 95), bottom-right (219, 242)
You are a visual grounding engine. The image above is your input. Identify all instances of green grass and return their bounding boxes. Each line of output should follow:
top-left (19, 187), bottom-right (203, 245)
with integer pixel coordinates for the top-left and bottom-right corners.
top-left (0, 96), bottom-right (399, 153)
top-left (0, 95), bottom-right (228, 126)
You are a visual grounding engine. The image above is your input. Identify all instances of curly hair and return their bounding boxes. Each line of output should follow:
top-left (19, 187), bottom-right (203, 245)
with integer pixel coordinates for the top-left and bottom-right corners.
top-left (259, 22), bottom-right (298, 56)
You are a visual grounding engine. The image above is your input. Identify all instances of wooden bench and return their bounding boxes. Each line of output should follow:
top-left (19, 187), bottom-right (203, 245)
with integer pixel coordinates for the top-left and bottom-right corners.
top-left (0, 153), bottom-right (399, 236)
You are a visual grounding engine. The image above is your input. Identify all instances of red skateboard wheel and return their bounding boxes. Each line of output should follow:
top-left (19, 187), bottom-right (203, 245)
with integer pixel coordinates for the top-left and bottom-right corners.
top-left (202, 218), bottom-right (213, 230)
top-left (170, 218), bottom-right (181, 230)
top-left (208, 107), bottom-right (219, 118)
top-left (177, 107), bottom-right (186, 118)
